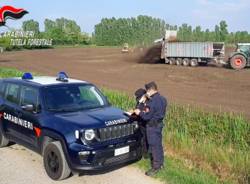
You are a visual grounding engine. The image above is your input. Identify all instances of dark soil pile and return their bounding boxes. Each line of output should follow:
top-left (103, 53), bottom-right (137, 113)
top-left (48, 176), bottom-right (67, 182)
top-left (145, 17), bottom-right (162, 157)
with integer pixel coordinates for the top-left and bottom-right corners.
top-left (138, 44), bottom-right (162, 64)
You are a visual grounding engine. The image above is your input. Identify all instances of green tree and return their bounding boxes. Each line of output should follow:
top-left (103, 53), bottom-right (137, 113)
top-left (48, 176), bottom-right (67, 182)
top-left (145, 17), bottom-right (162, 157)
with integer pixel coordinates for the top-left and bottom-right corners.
top-left (44, 19), bottom-right (56, 33)
top-left (204, 29), bottom-right (211, 41)
top-left (219, 20), bottom-right (228, 41)
top-left (44, 18), bottom-right (86, 45)
top-left (193, 26), bottom-right (202, 41)
top-left (215, 25), bottom-right (220, 41)
top-left (177, 23), bottom-right (193, 41)
top-left (94, 15), bottom-right (166, 46)
top-left (22, 19), bottom-right (40, 34)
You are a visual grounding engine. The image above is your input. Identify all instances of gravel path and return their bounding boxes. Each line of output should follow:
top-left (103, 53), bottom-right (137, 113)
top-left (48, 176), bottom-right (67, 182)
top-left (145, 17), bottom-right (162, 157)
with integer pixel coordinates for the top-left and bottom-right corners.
top-left (0, 144), bottom-right (163, 184)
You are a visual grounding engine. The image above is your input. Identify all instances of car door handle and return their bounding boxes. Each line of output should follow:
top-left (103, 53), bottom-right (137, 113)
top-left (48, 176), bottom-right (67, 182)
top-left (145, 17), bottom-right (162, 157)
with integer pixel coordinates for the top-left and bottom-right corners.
top-left (14, 109), bottom-right (22, 117)
top-left (18, 112), bottom-right (23, 117)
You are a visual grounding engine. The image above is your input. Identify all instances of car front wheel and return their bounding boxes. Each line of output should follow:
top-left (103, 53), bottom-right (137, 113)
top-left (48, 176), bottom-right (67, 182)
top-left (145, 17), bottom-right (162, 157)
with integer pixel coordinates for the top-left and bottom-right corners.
top-left (43, 141), bottom-right (71, 180)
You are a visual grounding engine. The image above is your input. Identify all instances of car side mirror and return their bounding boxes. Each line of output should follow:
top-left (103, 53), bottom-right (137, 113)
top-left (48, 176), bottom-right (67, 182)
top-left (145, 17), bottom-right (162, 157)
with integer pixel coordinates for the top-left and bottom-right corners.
top-left (104, 96), bottom-right (111, 105)
top-left (21, 104), bottom-right (35, 112)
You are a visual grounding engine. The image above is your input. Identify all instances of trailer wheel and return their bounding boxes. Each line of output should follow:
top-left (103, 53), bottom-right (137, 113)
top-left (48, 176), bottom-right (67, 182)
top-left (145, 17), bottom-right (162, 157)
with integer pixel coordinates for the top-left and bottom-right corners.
top-left (176, 58), bottom-right (183, 66)
top-left (230, 55), bottom-right (247, 70)
top-left (169, 58), bottom-right (176, 65)
top-left (190, 59), bottom-right (198, 67)
top-left (183, 59), bottom-right (190, 66)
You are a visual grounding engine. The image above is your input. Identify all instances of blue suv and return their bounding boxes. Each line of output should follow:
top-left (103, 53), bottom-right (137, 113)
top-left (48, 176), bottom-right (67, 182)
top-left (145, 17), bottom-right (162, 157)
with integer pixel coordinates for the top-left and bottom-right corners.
top-left (0, 72), bottom-right (142, 180)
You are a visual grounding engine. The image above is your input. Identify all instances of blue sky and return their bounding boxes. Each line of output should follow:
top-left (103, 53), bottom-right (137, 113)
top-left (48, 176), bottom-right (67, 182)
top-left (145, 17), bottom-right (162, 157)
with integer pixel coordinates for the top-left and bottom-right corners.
top-left (0, 0), bottom-right (249, 33)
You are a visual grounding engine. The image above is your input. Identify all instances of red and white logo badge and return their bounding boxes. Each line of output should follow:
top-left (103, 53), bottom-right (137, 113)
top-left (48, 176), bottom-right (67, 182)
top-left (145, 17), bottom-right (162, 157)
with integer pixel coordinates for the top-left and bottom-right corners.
top-left (0, 5), bottom-right (28, 26)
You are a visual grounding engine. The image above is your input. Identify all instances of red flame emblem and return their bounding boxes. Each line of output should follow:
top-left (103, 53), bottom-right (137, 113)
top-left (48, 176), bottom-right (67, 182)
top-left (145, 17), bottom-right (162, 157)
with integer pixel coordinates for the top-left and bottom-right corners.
top-left (0, 5), bottom-right (28, 26)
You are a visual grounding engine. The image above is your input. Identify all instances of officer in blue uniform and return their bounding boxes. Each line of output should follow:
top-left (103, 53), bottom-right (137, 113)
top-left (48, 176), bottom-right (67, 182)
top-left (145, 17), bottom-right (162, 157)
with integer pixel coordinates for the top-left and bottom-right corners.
top-left (133, 88), bottom-right (149, 157)
top-left (134, 82), bottom-right (167, 176)
top-left (134, 88), bottom-right (147, 111)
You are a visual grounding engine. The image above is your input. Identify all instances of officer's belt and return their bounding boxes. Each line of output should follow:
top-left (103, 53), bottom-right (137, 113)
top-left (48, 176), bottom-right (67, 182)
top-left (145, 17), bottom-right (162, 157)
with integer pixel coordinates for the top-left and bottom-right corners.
top-left (147, 120), bottom-right (163, 127)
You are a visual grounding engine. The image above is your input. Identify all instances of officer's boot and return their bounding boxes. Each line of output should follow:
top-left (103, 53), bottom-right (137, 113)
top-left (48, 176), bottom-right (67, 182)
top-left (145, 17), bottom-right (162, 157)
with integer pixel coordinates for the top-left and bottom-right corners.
top-left (145, 168), bottom-right (161, 176)
top-left (145, 154), bottom-right (161, 176)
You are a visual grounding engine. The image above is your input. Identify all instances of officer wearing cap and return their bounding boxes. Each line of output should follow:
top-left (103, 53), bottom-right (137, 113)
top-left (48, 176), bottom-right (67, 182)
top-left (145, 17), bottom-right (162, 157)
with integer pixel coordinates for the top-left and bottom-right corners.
top-left (134, 81), bottom-right (167, 176)
top-left (133, 88), bottom-right (149, 157)
top-left (134, 88), bottom-right (147, 110)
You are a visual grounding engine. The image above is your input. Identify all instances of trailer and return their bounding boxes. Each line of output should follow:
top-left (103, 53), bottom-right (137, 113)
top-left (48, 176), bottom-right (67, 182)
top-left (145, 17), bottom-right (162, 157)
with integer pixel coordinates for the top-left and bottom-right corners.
top-left (161, 41), bottom-right (225, 67)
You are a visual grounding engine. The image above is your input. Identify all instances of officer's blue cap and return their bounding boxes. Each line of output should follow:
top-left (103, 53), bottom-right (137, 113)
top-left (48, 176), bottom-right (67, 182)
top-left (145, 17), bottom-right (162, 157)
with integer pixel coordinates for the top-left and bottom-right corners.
top-left (134, 88), bottom-right (146, 99)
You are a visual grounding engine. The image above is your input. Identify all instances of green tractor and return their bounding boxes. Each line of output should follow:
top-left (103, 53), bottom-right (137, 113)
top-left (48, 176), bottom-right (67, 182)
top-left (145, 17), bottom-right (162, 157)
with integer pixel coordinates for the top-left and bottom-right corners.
top-left (229, 43), bottom-right (250, 70)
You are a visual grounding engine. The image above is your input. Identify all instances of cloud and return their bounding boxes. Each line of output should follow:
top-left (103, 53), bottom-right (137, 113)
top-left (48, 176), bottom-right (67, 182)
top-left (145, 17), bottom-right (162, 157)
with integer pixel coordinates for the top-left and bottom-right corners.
top-left (191, 0), bottom-right (250, 31)
top-left (194, 0), bottom-right (249, 17)
top-left (198, 0), bottom-right (250, 14)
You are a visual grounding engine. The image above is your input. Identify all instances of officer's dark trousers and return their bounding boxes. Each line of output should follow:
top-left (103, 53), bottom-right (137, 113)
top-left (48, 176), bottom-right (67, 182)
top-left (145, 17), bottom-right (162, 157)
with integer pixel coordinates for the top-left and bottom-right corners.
top-left (146, 123), bottom-right (164, 169)
top-left (140, 125), bottom-right (148, 155)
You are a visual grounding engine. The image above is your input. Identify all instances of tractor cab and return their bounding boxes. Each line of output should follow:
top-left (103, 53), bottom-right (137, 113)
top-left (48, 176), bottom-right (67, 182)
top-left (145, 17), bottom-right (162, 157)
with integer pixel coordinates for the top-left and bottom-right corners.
top-left (229, 43), bottom-right (250, 70)
top-left (236, 43), bottom-right (250, 57)
top-left (121, 43), bottom-right (129, 53)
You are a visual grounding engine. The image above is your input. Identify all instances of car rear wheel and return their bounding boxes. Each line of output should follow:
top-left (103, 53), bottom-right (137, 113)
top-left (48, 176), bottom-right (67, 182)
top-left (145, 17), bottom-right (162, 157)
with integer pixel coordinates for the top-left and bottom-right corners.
top-left (43, 141), bottom-right (71, 180)
top-left (230, 55), bottom-right (247, 70)
top-left (0, 127), bottom-right (9, 148)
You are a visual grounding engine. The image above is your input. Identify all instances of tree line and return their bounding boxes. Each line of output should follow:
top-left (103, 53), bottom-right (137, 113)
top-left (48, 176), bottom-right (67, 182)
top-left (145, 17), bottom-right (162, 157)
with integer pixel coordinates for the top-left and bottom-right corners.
top-left (94, 16), bottom-right (250, 46)
top-left (22, 18), bottom-right (91, 45)
top-left (177, 21), bottom-right (250, 44)
top-left (94, 15), bottom-right (167, 46)
top-left (1, 15), bottom-right (250, 50)
top-left (0, 17), bottom-right (91, 50)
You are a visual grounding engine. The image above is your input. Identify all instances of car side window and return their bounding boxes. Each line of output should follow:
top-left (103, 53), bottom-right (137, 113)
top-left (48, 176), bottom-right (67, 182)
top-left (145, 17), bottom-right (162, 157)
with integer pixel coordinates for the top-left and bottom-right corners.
top-left (5, 83), bottom-right (20, 104)
top-left (20, 86), bottom-right (39, 111)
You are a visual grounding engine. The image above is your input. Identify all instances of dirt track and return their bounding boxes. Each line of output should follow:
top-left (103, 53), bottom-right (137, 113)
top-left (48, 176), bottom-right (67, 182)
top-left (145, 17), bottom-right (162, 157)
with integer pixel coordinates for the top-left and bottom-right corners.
top-left (0, 144), bottom-right (162, 184)
top-left (0, 47), bottom-right (250, 119)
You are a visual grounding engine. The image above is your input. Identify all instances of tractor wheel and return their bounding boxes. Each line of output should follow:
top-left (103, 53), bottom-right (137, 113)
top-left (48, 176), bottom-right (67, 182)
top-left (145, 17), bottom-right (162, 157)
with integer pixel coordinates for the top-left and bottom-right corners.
top-left (230, 55), bottom-right (247, 70)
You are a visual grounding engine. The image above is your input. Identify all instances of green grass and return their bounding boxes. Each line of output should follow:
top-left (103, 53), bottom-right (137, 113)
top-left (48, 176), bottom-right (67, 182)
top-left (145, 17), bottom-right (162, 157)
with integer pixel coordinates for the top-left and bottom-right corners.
top-left (1, 68), bottom-right (249, 184)
top-left (137, 158), bottom-right (228, 184)
top-left (103, 88), bottom-right (250, 184)
top-left (0, 67), bottom-right (24, 78)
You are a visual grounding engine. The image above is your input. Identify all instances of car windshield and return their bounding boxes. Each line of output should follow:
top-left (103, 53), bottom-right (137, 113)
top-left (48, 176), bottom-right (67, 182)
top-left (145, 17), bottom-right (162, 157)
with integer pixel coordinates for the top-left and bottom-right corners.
top-left (44, 84), bottom-right (109, 112)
